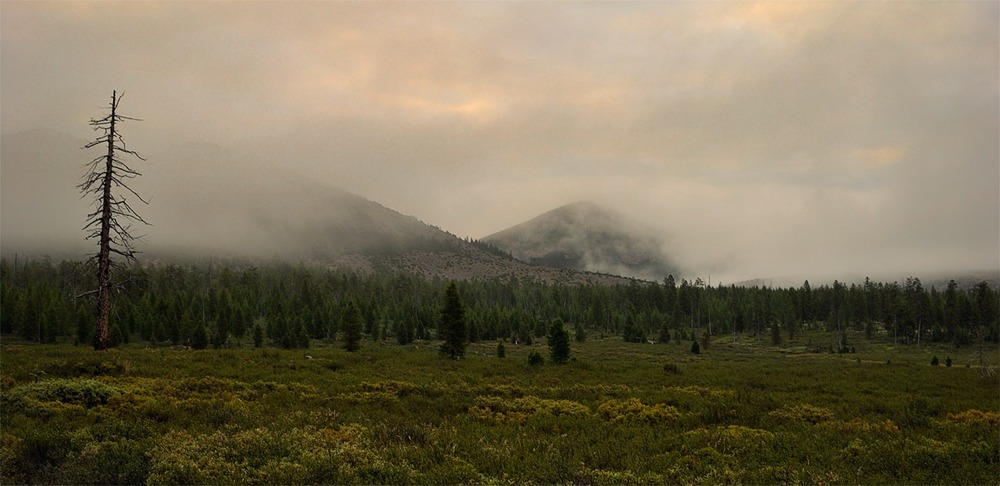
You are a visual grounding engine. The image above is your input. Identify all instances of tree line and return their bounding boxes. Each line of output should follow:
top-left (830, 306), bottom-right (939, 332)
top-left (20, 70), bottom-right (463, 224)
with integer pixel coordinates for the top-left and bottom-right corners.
top-left (1, 257), bottom-right (996, 351)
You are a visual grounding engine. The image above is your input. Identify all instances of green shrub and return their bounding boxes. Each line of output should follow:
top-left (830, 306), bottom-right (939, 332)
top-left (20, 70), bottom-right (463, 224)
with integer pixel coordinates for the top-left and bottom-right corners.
top-left (469, 395), bottom-right (591, 424)
top-left (666, 385), bottom-right (734, 399)
top-left (357, 380), bottom-right (421, 397)
top-left (682, 425), bottom-right (775, 455)
top-left (191, 324), bottom-right (209, 350)
top-left (598, 398), bottom-right (680, 424)
top-left (11, 379), bottom-right (124, 408)
top-left (663, 362), bottom-right (681, 374)
top-left (547, 319), bottom-right (571, 364)
top-left (147, 425), bottom-right (415, 485)
top-left (2, 329), bottom-right (998, 485)
top-left (341, 301), bottom-right (363, 352)
top-left (899, 398), bottom-right (932, 428)
top-left (528, 351), bottom-right (544, 366)
top-left (943, 409), bottom-right (1000, 426)
top-left (251, 323), bottom-right (264, 348)
top-left (57, 436), bottom-right (152, 485)
top-left (930, 355), bottom-right (939, 366)
top-left (45, 359), bottom-right (126, 377)
top-left (690, 340), bottom-right (701, 354)
top-left (4, 425), bottom-right (73, 483)
top-left (769, 404), bottom-right (835, 424)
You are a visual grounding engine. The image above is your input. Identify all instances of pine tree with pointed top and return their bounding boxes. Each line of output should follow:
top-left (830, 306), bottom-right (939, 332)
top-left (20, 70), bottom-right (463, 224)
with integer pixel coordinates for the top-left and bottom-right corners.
top-left (548, 318), bottom-right (571, 364)
top-left (341, 301), bottom-right (363, 352)
top-left (439, 282), bottom-right (467, 359)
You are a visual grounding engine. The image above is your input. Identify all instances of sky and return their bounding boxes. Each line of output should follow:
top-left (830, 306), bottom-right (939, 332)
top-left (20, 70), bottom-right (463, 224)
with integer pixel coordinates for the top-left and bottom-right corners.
top-left (1, 1), bottom-right (998, 283)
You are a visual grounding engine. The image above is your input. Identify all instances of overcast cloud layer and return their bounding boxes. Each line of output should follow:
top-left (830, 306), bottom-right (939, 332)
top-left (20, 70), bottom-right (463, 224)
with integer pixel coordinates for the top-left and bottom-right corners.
top-left (2, 1), bottom-right (998, 283)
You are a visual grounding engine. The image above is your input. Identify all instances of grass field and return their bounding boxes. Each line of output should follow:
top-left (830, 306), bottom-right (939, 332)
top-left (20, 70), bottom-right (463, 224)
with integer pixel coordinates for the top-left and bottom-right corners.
top-left (2, 330), bottom-right (997, 484)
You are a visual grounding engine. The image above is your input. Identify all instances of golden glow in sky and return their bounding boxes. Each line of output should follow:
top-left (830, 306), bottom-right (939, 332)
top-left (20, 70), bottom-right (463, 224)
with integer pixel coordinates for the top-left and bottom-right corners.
top-left (1, 1), bottom-right (997, 282)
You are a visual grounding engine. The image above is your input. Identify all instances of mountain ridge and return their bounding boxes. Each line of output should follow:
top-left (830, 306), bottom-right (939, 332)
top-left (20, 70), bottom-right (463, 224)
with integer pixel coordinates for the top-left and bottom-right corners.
top-left (0, 128), bottom-right (635, 284)
top-left (483, 201), bottom-right (678, 281)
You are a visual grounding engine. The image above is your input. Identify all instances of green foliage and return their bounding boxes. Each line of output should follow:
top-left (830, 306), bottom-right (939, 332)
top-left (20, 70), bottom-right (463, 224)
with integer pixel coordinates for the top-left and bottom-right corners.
top-left (496, 341), bottom-right (505, 358)
top-left (191, 323), bottom-right (209, 350)
top-left (438, 283), bottom-right (467, 359)
top-left (108, 323), bottom-right (126, 348)
top-left (469, 395), bottom-right (590, 424)
top-left (931, 355), bottom-right (939, 366)
top-left (2, 257), bottom-right (999, 484)
top-left (527, 350), bottom-right (544, 366)
top-left (662, 362), bottom-right (681, 374)
top-left (211, 328), bottom-right (225, 349)
top-left (340, 301), bottom-right (363, 352)
top-left (658, 320), bottom-right (670, 344)
top-left (251, 322), bottom-right (263, 348)
top-left (621, 313), bottom-right (645, 343)
top-left (547, 318), bottom-right (570, 364)
top-left (146, 425), bottom-right (416, 485)
top-left (0, 334), bottom-right (998, 485)
top-left (3, 257), bottom-right (997, 350)
top-left (690, 340), bottom-right (700, 354)
top-left (769, 403), bottom-right (835, 424)
top-left (899, 397), bottom-right (932, 428)
top-left (396, 320), bottom-right (414, 345)
top-left (598, 398), bottom-right (680, 424)
top-left (6, 379), bottom-right (125, 409)
top-left (574, 321), bottom-right (587, 343)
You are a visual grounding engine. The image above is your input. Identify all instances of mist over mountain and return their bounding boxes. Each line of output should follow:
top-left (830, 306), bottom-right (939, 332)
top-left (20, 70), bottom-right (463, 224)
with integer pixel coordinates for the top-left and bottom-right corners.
top-left (4, 128), bottom-right (994, 288)
top-left (0, 129), bottom-right (445, 256)
top-left (483, 201), bottom-right (678, 281)
top-left (0, 128), bottom-right (633, 284)
top-left (1, 129), bottom-right (91, 256)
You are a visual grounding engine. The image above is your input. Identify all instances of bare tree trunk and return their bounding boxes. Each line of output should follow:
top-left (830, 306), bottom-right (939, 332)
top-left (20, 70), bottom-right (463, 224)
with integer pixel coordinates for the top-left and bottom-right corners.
top-left (93, 93), bottom-right (118, 350)
top-left (79, 90), bottom-right (148, 351)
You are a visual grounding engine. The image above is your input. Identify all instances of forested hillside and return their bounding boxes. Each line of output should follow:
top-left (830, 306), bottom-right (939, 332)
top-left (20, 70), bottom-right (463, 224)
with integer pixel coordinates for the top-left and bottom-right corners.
top-left (2, 258), bottom-right (996, 350)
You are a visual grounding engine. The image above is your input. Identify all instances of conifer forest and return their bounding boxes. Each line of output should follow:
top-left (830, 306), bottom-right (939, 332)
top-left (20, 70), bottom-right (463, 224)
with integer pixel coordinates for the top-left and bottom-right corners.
top-left (1, 257), bottom-right (997, 484)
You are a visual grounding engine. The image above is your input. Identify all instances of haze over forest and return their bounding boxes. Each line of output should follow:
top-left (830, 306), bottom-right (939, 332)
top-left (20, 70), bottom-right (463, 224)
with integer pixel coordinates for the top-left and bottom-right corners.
top-left (1, 1), bottom-right (998, 285)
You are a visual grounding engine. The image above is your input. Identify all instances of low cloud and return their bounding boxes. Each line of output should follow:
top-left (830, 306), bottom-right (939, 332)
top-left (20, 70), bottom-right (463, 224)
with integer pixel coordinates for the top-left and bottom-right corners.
top-left (1, 1), bottom-right (996, 283)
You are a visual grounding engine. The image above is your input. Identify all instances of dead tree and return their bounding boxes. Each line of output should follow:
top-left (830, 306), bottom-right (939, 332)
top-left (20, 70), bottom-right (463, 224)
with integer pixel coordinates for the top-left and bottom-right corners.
top-left (78, 91), bottom-right (149, 350)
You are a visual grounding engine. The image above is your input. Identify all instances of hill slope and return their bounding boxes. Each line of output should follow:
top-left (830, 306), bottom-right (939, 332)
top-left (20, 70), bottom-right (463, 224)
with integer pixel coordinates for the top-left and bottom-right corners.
top-left (483, 201), bottom-right (677, 281)
top-left (0, 129), bottom-right (631, 284)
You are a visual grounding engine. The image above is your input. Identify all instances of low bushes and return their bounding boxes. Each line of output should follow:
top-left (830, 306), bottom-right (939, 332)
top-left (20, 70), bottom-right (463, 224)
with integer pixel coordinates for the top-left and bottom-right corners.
top-left (598, 398), bottom-right (681, 424)
top-left (469, 396), bottom-right (591, 424)
top-left (6, 379), bottom-right (124, 409)
top-left (769, 403), bottom-right (835, 424)
top-left (1, 338), bottom-right (997, 485)
top-left (146, 424), bottom-right (416, 485)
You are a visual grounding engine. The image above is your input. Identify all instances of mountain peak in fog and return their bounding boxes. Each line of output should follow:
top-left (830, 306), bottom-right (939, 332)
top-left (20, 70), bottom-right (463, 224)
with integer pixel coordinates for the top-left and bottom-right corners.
top-left (0, 128), bottom-right (637, 284)
top-left (483, 201), bottom-right (677, 281)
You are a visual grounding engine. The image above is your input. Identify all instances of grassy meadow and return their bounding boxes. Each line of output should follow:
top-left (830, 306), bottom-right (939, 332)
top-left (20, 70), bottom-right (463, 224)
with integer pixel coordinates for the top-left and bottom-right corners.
top-left (1, 330), bottom-right (998, 484)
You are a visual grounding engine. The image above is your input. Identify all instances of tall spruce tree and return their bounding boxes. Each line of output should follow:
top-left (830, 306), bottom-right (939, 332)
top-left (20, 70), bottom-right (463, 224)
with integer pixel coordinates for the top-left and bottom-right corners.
top-left (547, 318), bottom-right (570, 364)
top-left (341, 300), bottom-right (363, 352)
top-left (439, 282), bottom-right (467, 359)
top-left (78, 91), bottom-right (149, 350)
